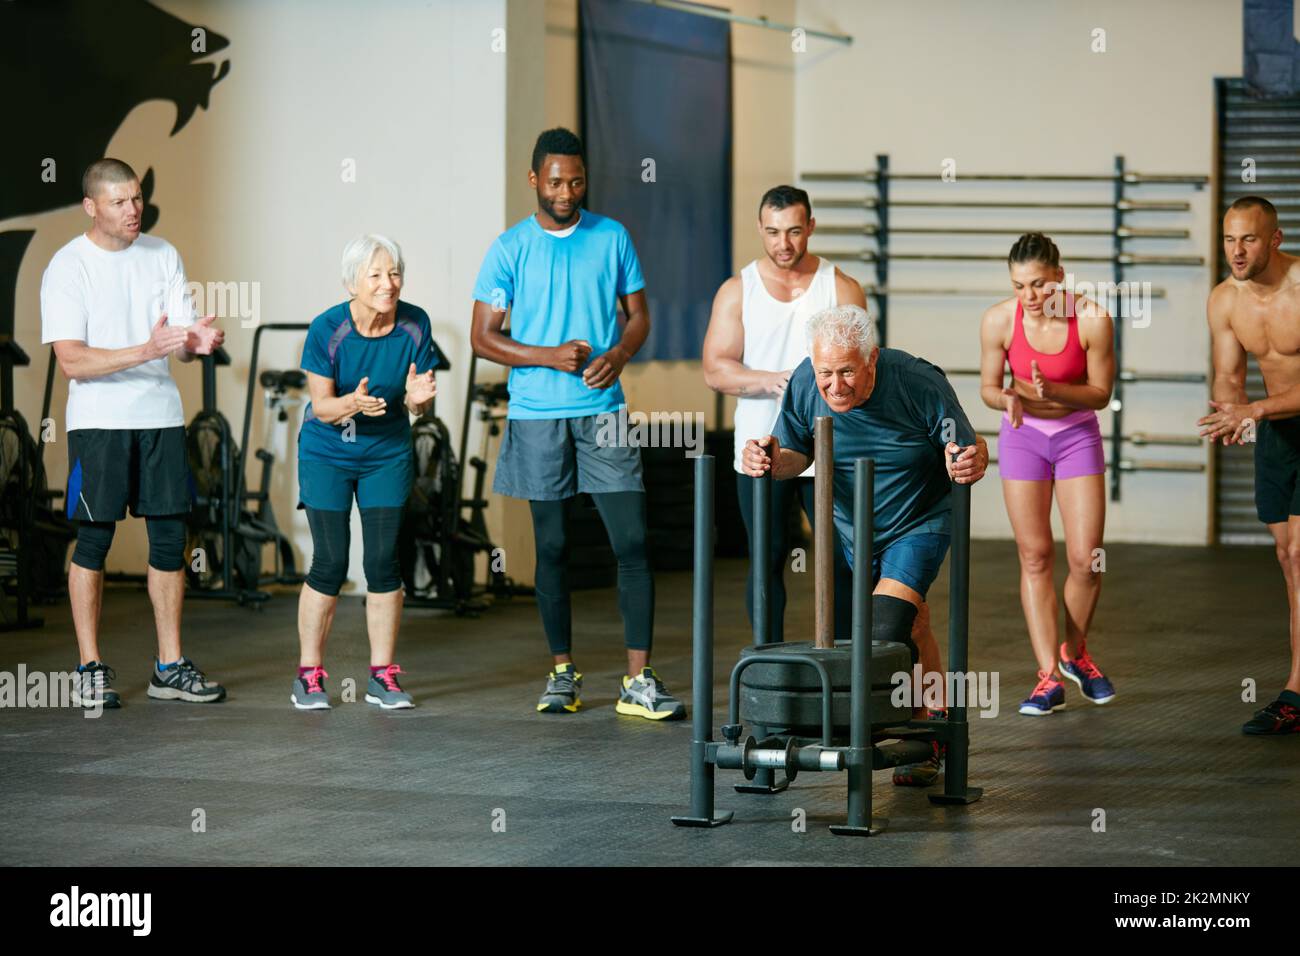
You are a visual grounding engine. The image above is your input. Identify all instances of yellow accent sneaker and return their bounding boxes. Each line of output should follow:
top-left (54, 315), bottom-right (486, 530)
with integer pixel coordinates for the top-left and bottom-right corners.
top-left (615, 667), bottom-right (685, 721)
top-left (537, 663), bottom-right (582, 714)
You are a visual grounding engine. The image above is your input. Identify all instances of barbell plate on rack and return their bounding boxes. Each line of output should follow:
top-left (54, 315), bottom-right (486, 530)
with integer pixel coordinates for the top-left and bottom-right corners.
top-left (816, 225), bottom-right (1189, 238)
top-left (813, 198), bottom-right (1192, 211)
top-left (1117, 459), bottom-right (1207, 473)
top-left (859, 285), bottom-right (1168, 298)
top-left (818, 250), bottom-right (1205, 265)
top-left (801, 171), bottom-right (1207, 184)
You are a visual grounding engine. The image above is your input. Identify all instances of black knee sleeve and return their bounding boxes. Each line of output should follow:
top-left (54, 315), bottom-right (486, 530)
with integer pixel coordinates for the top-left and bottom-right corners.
top-left (872, 594), bottom-right (919, 665)
top-left (360, 507), bottom-right (404, 593)
top-left (305, 507), bottom-right (350, 596)
top-left (145, 515), bottom-right (187, 572)
top-left (71, 520), bottom-right (116, 571)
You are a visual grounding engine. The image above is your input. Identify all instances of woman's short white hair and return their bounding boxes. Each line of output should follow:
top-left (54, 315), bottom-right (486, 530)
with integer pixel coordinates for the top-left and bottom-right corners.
top-left (341, 234), bottom-right (404, 292)
top-left (806, 304), bottom-right (878, 358)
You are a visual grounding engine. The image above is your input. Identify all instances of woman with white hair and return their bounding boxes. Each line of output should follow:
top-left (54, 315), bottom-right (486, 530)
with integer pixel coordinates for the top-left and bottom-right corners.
top-left (290, 235), bottom-right (439, 711)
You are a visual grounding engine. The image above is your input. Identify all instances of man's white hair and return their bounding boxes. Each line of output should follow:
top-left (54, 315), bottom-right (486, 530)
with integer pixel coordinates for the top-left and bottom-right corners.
top-left (341, 234), bottom-right (404, 292)
top-left (806, 304), bottom-right (878, 358)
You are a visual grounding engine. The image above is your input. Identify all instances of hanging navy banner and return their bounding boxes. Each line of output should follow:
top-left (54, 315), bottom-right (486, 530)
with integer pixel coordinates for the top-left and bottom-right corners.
top-left (1244, 0), bottom-right (1300, 97)
top-left (579, 0), bottom-right (732, 362)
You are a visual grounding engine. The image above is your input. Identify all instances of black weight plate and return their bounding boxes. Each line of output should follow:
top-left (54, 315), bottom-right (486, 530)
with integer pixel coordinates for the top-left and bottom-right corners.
top-left (738, 640), bottom-right (912, 692)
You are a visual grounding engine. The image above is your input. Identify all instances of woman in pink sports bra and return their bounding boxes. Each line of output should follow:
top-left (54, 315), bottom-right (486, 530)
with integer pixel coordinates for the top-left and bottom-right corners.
top-left (978, 233), bottom-right (1118, 717)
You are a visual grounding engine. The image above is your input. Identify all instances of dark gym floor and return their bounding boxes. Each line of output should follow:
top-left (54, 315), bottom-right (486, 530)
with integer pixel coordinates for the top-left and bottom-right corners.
top-left (1, 540), bottom-right (1297, 867)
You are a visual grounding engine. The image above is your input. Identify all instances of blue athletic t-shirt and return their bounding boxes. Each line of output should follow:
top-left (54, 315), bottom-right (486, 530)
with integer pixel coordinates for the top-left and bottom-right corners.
top-left (772, 349), bottom-right (977, 564)
top-left (298, 300), bottom-right (439, 464)
top-left (472, 211), bottom-right (645, 420)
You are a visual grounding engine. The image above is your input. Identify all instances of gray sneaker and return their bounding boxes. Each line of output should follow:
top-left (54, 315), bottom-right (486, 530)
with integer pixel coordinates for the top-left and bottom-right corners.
top-left (537, 663), bottom-right (582, 714)
top-left (73, 661), bottom-right (121, 709)
top-left (615, 666), bottom-right (685, 721)
top-left (291, 666), bottom-right (331, 710)
top-left (147, 657), bottom-right (226, 703)
top-left (365, 664), bottom-right (414, 710)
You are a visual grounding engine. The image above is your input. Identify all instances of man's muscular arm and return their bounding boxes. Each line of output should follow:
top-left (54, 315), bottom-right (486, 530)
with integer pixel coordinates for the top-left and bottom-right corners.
top-left (470, 299), bottom-right (590, 371)
top-left (52, 314), bottom-right (188, 380)
top-left (833, 267), bottom-right (868, 310)
top-left (1199, 286), bottom-right (1256, 443)
top-left (740, 435), bottom-right (811, 480)
top-left (1251, 389), bottom-right (1300, 421)
top-left (702, 277), bottom-right (788, 397)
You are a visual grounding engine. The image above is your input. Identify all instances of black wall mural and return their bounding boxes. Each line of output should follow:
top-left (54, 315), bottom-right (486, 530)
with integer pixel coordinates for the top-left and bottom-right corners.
top-left (0, 0), bottom-right (231, 339)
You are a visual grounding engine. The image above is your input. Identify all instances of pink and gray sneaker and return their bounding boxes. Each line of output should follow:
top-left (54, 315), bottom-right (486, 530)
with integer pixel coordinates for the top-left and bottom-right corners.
top-left (291, 666), bottom-right (330, 710)
top-left (365, 664), bottom-right (414, 710)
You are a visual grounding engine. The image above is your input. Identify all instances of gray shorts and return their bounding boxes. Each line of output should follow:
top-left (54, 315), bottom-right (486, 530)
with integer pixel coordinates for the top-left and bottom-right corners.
top-left (493, 415), bottom-right (644, 501)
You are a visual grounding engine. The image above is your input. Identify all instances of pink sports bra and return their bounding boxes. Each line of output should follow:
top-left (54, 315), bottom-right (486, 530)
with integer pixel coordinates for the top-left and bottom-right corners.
top-left (1006, 293), bottom-right (1087, 384)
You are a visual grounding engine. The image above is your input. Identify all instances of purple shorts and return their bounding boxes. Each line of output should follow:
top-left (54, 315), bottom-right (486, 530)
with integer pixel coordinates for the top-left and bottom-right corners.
top-left (997, 410), bottom-right (1105, 481)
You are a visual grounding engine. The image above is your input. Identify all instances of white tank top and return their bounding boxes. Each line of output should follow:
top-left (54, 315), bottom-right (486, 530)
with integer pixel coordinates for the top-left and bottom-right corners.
top-left (732, 256), bottom-right (838, 475)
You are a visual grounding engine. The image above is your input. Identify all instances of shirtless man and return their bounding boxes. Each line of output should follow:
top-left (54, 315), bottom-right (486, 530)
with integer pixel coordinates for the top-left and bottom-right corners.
top-left (1200, 195), bottom-right (1300, 735)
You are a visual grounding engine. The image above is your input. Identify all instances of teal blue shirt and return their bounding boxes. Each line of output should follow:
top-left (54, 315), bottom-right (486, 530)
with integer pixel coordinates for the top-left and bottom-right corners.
top-left (298, 301), bottom-right (439, 465)
top-left (773, 349), bottom-right (977, 563)
top-left (472, 211), bottom-right (645, 420)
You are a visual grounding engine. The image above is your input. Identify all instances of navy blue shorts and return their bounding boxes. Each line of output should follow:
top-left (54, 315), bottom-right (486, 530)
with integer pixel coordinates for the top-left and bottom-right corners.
top-left (298, 455), bottom-right (412, 511)
top-left (871, 531), bottom-right (951, 598)
top-left (1255, 418), bottom-right (1300, 524)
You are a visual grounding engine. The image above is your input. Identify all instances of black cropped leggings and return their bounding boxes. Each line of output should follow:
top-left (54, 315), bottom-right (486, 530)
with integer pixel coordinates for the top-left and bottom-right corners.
top-left (304, 506), bottom-right (404, 596)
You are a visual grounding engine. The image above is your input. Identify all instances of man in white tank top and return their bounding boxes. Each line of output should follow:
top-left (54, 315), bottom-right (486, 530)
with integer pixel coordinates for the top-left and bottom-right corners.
top-left (702, 185), bottom-right (865, 643)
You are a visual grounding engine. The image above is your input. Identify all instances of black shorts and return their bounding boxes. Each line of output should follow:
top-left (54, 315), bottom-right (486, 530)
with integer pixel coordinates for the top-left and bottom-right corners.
top-left (65, 427), bottom-right (192, 522)
top-left (1254, 418), bottom-right (1300, 524)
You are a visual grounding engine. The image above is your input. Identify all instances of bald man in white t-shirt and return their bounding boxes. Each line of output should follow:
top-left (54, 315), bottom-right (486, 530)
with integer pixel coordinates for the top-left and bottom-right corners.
top-left (41, 158), bottom-right (227, 710)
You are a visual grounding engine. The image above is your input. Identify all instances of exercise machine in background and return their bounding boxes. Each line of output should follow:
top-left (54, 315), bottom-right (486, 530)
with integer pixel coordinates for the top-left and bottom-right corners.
top-left (0, 337), bottom-right (76, 630)
top-left (183, 322), bottom-right (309, 606)
top-left (401, 345), bottom-right (531, 615)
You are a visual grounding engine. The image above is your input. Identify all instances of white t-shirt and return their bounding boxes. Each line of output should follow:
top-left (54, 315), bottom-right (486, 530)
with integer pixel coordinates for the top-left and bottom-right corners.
top-left (40, 233), bottom-right (197, 431)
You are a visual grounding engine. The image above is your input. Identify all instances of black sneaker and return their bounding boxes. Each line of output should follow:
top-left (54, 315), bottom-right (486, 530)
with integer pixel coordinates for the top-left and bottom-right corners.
top-left (1242, 691), bottom-right (1300, 736)
top-left (147, 657), bottom-right (226, 703)
top-left (73, 661), bottom-right (121, 709)
top-left (894, 709), bottom-right (946, 787)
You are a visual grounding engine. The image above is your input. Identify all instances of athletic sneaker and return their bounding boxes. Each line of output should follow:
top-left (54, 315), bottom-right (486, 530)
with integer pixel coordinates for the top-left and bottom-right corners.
top-left (893, 709), bottom-right (946, 787)
top-left (1059, 642), bottom-right (1116, 704)
top-left (1242, 692), bottom-right (1300, 736)
top-left (1019, 670), bottom-right (1065, 716)
top-left (291, 666), bottom-right (331, 710)
top-left (73, 661), bottom-right (120, 709)
top-left (615, 666), bottom-right (686, 721)
top-left (147, 657), bottom-right (226, 703)
top-left (537, 663), bottom-right (582, 714)
top-left (365, 664), bottom-right (414, 710)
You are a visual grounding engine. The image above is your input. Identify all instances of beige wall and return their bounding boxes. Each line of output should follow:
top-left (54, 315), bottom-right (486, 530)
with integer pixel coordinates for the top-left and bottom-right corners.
top-left (14, 0), bottom-right (510, 587)
top-left (792, 0), bottom-right (1242, 543)
top-left (13, 0), bottom-right (1251, 589)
